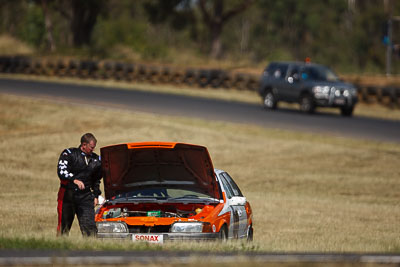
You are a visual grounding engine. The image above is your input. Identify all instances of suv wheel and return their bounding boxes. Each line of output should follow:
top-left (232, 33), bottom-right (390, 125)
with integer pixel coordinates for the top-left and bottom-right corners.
top-left (299, 94), bottom-right (315, 114)
top-left (340, 106), bottom-right (354, 117)
top-left (263, 91), bottom-right (277, 110)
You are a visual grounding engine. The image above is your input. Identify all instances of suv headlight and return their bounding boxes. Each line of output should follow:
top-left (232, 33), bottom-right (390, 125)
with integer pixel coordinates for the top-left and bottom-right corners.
top-left (312, 86), bottom-right (330, 98)
top-left (97, 222), bottom-right (128, 233)
top-left (170, 222), bottom-right (203, 233)
top-left (350, 88), bottom-right (358, 96)
top-left (312, 86), bottom-right (322, 93)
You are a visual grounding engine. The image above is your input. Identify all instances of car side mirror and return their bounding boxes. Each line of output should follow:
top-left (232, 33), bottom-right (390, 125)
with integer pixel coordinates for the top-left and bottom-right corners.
top-left (229, 196), bottom-right (246, 206)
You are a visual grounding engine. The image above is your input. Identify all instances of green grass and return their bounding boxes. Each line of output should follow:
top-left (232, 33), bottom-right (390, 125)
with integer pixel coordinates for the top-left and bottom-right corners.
top-left (0, 92), bottom-right (399, 253)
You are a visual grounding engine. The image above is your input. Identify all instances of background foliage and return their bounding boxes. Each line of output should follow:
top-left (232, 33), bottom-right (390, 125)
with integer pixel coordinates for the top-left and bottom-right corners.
top-left (1, 0), bottom-right (400, 74)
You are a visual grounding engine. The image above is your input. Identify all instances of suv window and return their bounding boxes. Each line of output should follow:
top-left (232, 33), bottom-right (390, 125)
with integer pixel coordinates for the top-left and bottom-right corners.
top-left (287, 66), bottom-right (300, 82)
top-left (302, 66), bottom-right (339, 82)
top-left (266, 63), bottom-right (288, 80)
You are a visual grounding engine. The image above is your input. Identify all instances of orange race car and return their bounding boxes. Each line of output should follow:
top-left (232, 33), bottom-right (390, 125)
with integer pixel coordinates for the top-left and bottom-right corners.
top-left (95, 142), bottom-right (253, 243)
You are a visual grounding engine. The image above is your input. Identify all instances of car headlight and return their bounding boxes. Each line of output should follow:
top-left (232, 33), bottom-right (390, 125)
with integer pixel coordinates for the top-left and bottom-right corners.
top-left (170, 222), bottom-right (204, 233)
top-left (97, 222), bottom-right (128, 233)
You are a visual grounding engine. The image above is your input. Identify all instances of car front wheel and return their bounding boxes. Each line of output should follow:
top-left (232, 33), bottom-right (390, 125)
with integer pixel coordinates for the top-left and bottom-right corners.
top-left (263, 91), bottom-right (277, 110)
top-left (299, 94), bottom-right (315, 114)
top-left (218, 225), bottom-right (228, 241)
top-left (340, 106), bottom-right (354, 117)
top-left (247, 225), bottom-right (253, 242)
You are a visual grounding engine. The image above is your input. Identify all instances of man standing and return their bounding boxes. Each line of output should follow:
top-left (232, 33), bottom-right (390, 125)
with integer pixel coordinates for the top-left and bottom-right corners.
top-left (57, 133), bottom-right (102, 236)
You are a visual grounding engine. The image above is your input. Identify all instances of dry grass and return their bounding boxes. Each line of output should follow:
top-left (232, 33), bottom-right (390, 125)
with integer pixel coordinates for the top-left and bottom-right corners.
top-left (0, 92), bottom-right (399, 253)
top-left (0, 35), bottom-right (34, 55)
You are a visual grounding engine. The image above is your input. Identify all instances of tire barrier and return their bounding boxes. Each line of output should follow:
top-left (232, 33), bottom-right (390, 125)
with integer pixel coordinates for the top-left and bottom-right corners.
top-left (159, 66), bottom-right (173, 83)
top-left (123, 63), bottom-right (135, 81)
top-left (14, 57), bottom-right (32, 74)
top-left (136, 64), bottom-right (148, 83)
top-left (170, 69), bottom-right (185, 84)
top-left (80, 60), bottom-right (99, 79)
top-left (233, 73), bottom-right (250, 90)
top-left (183, 68), bottom-right (197, 85)
top-left (54, 59), bottom-right (68, 76)
top-left (356, 85), bottom-right (400, 107)
top-left (0, 56), bottom-right (399, 107)
top-left (375, 86), bottom-right (400, 107)
top-left (146, 66), bottom-right (160, 83)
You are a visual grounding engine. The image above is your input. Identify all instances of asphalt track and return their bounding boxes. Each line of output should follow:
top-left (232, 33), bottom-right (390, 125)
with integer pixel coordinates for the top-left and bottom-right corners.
top-left (0, 78), bottom-right (399, 143)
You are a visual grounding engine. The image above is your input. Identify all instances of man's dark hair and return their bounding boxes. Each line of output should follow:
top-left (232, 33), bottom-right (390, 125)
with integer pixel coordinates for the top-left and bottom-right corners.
top-left (81, 133), bottom-right (97, 144)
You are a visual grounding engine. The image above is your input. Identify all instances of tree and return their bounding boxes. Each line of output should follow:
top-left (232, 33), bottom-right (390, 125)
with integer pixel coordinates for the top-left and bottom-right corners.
top-left (198, 0), bottom-right (254, 58)
top-left (33, 0), bottom-right (56, 52)
top-left (143, 0), bottom-right (254, 59)
top-left (54, 0), bottom-right (106, 47)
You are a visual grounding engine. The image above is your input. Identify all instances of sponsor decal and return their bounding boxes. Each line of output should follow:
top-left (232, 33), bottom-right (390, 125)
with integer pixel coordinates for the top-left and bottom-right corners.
top-left (132, 234), bottom-right (163, 244)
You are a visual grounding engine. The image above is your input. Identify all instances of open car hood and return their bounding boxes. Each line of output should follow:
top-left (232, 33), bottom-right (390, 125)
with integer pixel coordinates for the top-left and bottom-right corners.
top-left (100, 142), bottom-right (220, 200)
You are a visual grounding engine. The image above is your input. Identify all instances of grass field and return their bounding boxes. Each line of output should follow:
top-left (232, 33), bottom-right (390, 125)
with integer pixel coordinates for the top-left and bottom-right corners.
top-left (0, 89), bottom-right (399, 253)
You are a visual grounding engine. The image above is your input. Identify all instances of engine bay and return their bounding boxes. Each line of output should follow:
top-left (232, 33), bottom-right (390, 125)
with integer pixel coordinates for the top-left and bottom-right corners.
top-left (99, 203), bottom-right (215, 219)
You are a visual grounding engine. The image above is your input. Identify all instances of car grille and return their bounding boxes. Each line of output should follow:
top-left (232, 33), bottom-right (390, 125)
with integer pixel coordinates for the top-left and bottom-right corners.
top-left (128, 225), bottom-right (171, 233)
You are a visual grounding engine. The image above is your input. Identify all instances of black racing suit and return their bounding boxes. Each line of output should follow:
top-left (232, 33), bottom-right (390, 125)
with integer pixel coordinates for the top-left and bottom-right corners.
top-left (57, 146), bottom-right (102, 236)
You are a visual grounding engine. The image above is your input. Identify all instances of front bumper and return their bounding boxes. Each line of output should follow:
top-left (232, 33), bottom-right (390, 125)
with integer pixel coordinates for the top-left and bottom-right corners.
top-left (97, 232), bottom-right (219, 241)
top-left (314, 96), bottom-right (358, 107)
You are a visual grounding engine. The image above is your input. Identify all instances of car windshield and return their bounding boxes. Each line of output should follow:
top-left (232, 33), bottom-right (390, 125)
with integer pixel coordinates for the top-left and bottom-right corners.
top-left (114, 188), bottom-right (215, 200)
top-left (301, 66), bottom-right (340, 82)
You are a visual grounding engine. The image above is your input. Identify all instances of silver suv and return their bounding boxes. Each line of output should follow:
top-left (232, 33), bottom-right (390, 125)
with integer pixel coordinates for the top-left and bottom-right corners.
top-left (258, 62), bottom-right (358, 116)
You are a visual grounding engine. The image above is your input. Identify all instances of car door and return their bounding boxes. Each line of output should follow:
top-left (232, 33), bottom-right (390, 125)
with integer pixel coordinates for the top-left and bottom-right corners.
top-left (218, 173), bottom-right (238, 238)
top-left (220, 172), bottom-right (248, 239)
top-left (281, 65), bottom-right (301, 101)
top-left (269, 63), bottom-right (289, 100)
